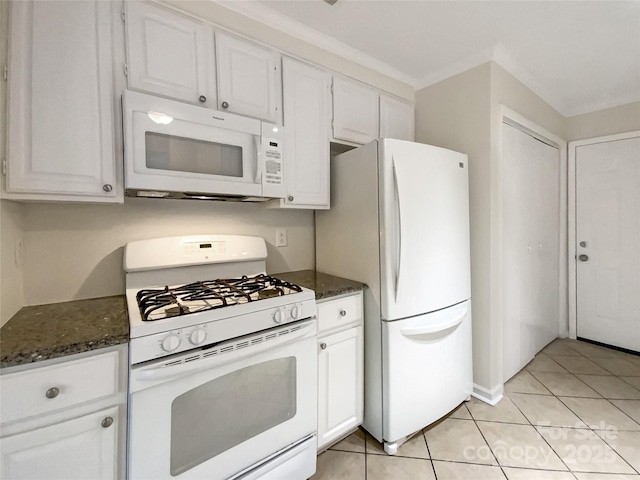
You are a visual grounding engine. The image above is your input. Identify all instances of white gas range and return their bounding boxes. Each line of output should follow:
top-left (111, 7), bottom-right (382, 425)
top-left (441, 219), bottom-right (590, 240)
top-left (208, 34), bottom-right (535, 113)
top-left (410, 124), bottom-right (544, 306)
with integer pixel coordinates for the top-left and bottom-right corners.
top-left (124, 235), bottom-right (318, 480)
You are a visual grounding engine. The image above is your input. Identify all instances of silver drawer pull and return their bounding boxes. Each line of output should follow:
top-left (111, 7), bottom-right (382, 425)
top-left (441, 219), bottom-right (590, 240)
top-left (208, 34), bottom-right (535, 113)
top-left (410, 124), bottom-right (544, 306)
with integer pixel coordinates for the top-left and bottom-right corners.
top-left (101, 417), bottom-right (114, 428)
top-left (45, 387), bottom-right (60, 399)
top-left (320, 343), bottom-right (327, 350)
top-left (339, 309), bottom-right (347, 317)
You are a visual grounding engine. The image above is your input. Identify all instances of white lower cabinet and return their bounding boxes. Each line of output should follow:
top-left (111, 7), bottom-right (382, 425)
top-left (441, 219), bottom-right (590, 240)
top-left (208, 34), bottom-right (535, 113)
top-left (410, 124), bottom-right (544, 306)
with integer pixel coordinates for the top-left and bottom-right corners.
top-left (316, 292), bottom-right (364, 450)
top-left (1, 406), bottom-right (119, 480)
top-left (0, 345), bottom-right (127, 480)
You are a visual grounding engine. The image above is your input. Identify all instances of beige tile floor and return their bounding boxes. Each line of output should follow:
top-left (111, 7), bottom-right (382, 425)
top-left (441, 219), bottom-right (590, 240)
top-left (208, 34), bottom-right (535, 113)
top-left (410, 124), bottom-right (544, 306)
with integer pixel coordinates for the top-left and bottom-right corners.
top-left (312, 338), bottom-right (640, 480)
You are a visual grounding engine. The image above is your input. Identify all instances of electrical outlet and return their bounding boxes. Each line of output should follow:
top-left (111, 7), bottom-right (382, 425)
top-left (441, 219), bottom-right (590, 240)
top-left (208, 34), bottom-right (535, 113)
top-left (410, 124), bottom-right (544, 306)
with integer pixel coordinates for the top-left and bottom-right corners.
top-left (276, 228), bottom-right (288, 247)
top-left (15, 239), bottom-right (23, 267)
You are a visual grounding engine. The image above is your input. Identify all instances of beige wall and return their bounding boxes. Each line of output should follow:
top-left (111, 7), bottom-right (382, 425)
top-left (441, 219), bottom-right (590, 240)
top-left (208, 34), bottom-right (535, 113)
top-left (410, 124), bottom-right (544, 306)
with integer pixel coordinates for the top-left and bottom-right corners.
top-left (415, 61), bottom-right (569, 400)
top-left (163, 0), bottom-right (415, 102)
top-left (19, 199), bottom-right (315, 307)
top-left (415, 63), bottom-right (494, 392)
top-left (0, 200), bottom-right (25, 326)
top-left (488, 63), bottom-right (567, 394)
top-left (490, 64), bottom-right (566, 139)
top-left (566, 101), bottom-right (640, 141)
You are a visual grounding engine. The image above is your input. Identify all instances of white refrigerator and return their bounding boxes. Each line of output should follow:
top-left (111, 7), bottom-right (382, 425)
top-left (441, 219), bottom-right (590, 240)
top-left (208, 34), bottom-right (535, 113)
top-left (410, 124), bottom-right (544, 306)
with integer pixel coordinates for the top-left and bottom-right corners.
top-left (316, 139), bottom-right (473, 454)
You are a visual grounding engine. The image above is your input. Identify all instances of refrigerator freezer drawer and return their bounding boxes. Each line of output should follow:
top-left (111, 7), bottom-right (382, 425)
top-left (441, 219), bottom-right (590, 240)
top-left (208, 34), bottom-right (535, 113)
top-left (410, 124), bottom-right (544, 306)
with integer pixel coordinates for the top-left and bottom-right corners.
top-left (381, 301), bottom-right (473, 443)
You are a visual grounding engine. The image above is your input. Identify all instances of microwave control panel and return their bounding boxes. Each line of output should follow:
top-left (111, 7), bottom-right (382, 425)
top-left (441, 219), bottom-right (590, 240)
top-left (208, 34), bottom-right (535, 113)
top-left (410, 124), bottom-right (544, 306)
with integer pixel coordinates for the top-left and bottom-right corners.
top-left (260, 123), bottom-right (285, 199)
top-left (263, 138), bottom-right (283, 186)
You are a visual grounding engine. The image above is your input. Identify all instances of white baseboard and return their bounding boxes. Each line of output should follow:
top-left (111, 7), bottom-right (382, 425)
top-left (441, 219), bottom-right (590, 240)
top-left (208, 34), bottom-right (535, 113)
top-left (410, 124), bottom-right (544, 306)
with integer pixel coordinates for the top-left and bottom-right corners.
top-left (472, 383), bottom-right (504, 405)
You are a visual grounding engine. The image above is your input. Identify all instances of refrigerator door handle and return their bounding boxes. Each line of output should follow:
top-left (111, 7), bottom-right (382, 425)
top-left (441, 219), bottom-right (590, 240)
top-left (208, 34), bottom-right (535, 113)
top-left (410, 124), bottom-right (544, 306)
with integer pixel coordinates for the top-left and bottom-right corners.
top-left (392, 159), bottom-right (402, 301)
top-left (400, 309), bottom-right (467, 337)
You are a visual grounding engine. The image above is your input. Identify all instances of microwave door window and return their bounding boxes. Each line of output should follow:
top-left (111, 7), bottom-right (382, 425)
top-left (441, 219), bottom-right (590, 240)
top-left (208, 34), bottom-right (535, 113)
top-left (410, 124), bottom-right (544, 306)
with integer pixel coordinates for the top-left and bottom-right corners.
top-left (145, 132), bottom-right (243, 177)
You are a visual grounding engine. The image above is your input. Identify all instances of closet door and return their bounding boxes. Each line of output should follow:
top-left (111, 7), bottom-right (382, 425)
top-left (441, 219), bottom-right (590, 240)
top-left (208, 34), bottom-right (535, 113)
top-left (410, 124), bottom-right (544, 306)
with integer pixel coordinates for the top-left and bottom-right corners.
top-left (502, 122), bottom-right (560, 382)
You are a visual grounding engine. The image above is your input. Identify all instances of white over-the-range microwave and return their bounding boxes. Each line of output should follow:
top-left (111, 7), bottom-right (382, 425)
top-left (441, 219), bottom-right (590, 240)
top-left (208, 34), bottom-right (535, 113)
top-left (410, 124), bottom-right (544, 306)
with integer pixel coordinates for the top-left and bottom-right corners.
top-left (123, 90), bottom-right (285, 201)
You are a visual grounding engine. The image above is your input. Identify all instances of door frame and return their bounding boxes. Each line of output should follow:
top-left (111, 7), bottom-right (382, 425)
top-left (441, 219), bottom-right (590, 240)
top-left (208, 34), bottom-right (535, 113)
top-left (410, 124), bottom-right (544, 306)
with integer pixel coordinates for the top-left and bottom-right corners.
top-left (567, 130), bottom-right (640, 340)
top-left (496, 106), bottom-right (567, 386)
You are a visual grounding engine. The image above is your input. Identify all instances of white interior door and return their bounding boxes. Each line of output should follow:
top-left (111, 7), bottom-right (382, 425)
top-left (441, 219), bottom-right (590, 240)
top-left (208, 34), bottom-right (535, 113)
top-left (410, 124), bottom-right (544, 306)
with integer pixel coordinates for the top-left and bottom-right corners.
top-left (575, 135), bottom-right (640, 352)
top-left (502, 123), bottom-right (561, 382)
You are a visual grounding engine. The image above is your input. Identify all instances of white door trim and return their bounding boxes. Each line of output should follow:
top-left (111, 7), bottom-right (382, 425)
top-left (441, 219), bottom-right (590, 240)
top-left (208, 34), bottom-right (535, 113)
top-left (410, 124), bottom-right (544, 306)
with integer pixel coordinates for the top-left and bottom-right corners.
top-left (496, 105), bottom-right (568, 361)
top-left (567, 130), bottom-right (640, 340)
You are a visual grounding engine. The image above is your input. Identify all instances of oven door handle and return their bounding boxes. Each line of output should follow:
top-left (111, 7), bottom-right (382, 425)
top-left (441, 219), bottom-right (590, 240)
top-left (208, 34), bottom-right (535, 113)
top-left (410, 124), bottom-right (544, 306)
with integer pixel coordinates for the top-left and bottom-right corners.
top-left (133, 322), bottom-right (315, 384)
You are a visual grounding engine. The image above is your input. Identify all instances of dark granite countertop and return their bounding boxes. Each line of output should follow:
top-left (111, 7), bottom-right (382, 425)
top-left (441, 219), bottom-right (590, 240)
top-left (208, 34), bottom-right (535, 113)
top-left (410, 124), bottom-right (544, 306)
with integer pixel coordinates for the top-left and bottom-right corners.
top-left (273, 270), bottom-right (365, 300)
top-left (1, 296), bottom-right (129, 369)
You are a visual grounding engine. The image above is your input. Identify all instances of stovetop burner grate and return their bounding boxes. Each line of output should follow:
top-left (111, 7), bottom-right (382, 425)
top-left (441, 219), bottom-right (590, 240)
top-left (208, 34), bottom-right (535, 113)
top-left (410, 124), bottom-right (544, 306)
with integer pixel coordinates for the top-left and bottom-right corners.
top-left (136, 274), bottom-right (302, 322)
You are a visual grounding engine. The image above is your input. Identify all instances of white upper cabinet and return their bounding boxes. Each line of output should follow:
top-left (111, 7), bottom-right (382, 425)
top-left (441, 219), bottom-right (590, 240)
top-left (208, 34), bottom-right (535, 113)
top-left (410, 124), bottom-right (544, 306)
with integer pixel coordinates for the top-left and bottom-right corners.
top-left (5, 0), bottom-right (120, 202)
top-left (281, 57), bottom-right (330, 209)
top-left (216, 32), bottom-right (281, 123)
top-left (125, 1), bottom-right (216, 108)
top-left (332, 77), bottom-right (379, 145)
top-left (379, 94), bottom-right (415, 141)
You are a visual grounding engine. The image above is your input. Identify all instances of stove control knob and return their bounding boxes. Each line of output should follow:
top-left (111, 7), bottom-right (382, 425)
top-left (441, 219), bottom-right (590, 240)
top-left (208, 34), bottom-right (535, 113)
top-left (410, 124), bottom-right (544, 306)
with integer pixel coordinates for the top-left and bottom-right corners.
top-left (290, 304), bottom-right (301, 320)
top-left (273, 307), bottom-right (286, 324)
top-left (189, 328), bottom-right (207, 346)
top-left (161, 334), bottom-right (181, 353)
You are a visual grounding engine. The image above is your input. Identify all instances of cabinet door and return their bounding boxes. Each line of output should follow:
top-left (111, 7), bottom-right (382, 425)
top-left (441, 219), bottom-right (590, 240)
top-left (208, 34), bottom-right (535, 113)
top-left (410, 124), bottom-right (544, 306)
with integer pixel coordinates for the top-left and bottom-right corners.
top-left (1, 406), bottom-right (119, 480)
top-left (6, 0), bottom-right (118, 200)
top-left (379, 95), bottom-right (415, 141)
top-left (281, 58), bottom-right (330, 208)
top-left (317, 326), bottom-right (364, 450)
top-left (216, 32), bottom-right (280, 123)
top-left (332, 77), bottom-right (379, 145)
top-left (125, 1), bottom-right (216, 108)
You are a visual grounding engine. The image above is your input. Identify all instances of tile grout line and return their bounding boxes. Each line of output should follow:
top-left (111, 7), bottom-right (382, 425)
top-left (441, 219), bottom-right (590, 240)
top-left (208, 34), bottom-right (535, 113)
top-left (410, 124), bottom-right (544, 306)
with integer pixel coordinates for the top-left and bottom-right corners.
top-left (532, 340), bottom-right (640, 475)
top-left (502, 387), bottom-right (576, 474)
top-left (466, 407), bottom-right (509, 479)
top-left (419, 423), bottom-right (438, 480)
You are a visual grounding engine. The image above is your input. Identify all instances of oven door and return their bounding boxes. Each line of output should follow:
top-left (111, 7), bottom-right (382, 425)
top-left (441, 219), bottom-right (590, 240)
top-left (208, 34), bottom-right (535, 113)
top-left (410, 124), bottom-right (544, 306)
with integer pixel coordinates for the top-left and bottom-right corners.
top-left (128, 320), bottom-right (317, 480)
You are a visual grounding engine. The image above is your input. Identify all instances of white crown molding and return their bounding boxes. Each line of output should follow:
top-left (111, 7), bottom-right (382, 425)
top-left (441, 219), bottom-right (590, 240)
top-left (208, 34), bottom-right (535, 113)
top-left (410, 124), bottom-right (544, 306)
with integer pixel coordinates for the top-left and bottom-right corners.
top-left (564, 92), bottom-right (640, 118)
top-left (491, 43), bottom-right (570, 116)
top-left (214, 0), bottom-right (417, 87)
top-left (413, 46), bottom-right (496, 91)
top-left (415, 43), bottom-right (570, 116)
top-left (212, 1), bottom-right (637, 118)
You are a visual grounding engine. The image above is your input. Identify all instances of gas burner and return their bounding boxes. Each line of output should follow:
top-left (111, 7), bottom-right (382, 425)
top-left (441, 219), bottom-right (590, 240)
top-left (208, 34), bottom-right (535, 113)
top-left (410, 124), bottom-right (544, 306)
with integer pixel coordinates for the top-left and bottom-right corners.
top-left (136, 274), bottom-right (303, 322)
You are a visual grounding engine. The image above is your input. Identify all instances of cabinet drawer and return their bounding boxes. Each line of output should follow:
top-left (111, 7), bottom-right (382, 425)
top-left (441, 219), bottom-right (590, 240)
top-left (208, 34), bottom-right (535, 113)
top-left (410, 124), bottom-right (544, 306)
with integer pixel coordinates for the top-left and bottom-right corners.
top-left (318, 293), bottom-right (362, 335)
top-left (1, 351), bottom-right (120, 424)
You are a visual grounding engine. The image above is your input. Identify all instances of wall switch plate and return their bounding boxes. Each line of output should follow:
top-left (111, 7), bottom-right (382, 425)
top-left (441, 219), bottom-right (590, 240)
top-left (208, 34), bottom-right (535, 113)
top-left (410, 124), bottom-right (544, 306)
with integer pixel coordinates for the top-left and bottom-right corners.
top-left (276, 228), bottom-right (288, 247)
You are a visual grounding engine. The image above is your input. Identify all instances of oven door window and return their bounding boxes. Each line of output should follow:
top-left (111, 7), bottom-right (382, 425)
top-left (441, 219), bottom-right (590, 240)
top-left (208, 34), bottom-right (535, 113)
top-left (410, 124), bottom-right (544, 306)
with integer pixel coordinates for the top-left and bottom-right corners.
top-left (145, 132), bottom-right (244, 177)
top-left (170, 357), bottom-right (297, 476)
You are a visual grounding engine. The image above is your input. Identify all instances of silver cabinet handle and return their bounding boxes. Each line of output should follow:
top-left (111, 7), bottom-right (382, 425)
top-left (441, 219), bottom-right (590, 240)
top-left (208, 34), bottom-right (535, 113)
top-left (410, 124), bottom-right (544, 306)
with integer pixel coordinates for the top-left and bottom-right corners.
top-left (101, 417), bottom-right (114, 428)
top-left (578, 254), bottom-right (589, 262)
top-left (102, 184), bottom-right (113, 193)
top-left (339, 309), bottom-right (347, 317)
top-left (221, 101), bottom-right (229, 109)
top-left (45, 387), bottom-right (59, 399)
top-left (579, 241), bottom-right (588, 248)
top-left (199, 95), bottom-right (207, 103)
top-left (288, 195), bottom-right (294, 202)
top-left (320, 343), bottom-right (327, 350)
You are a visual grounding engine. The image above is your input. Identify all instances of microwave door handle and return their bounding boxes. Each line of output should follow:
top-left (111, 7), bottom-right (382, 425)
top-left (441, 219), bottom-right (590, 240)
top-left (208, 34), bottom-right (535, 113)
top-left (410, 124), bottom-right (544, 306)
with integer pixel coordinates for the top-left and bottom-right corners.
top-left (254, 136), bottom-right (263, 184)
